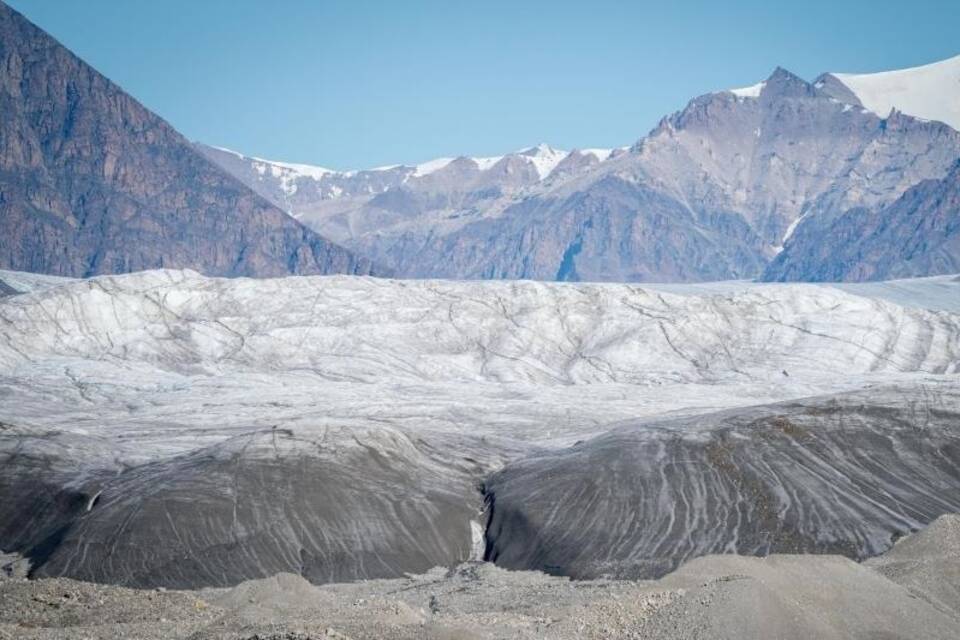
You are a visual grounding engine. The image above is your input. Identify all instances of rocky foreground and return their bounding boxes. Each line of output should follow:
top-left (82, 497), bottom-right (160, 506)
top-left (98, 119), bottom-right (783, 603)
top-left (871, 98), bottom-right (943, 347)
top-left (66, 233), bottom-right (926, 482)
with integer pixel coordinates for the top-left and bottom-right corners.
top-left (1, 514), bottom-right (958, 639)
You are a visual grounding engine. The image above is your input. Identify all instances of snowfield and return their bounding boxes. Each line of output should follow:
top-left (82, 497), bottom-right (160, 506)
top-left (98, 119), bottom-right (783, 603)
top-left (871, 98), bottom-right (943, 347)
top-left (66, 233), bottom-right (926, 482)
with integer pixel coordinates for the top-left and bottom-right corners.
top-left (2, 269), bottom-right (957, 452)
top-left (825, 53), bottom-right (960, 131)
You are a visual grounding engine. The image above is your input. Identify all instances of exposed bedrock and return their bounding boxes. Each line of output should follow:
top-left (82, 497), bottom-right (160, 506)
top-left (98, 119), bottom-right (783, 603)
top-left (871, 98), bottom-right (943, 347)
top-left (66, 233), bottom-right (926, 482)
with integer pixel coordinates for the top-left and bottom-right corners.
top-left (483, 385), bottom-right (960, 580)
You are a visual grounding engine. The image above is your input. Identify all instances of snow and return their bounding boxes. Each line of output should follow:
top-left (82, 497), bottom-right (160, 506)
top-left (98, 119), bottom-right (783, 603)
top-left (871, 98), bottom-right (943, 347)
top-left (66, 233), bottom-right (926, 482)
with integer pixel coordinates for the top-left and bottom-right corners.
top-left (0, 269), bottom-right (72, 294)
top-left (409, 144), bottom-right (577, 180)
top-left (779, 212), bottom-right (808, 247)
top-left (209, 145), bottom-right (246, 159)
top-left (413, 157), bottom-right (455, 177)
top-left (580, 148), bottom-right (616, 161)
top-left (213, 146), bottom-right (337, 182)
top-left (519, 143), bottom-right (569, 179)
top-left (248, 159), bottom-right (329, 195)
top-left (0, 268), bottom-right (957, 587)
top-left (1, 269), bottom-right (957, 462)
top-left (210, 147), bottom-right (341, 196)
top-left (472, 155), bottom-right (505, 171)
top-left (830, 274), bottom-right (960, 314)
top-left (210, 146), bottom-right (346, 197)
top-left (729, 82), bottom-right (766, 98)
top-left (254, 158), bottom-right (335, 181)
top-left (211, 142), bottom-right (620, 185)
top-left (828, 54), bottom-right (960, 131)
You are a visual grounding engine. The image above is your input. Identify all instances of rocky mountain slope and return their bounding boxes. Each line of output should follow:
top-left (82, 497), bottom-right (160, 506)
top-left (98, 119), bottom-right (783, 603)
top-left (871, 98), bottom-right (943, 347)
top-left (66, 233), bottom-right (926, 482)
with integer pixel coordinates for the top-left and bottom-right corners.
top-left (195, 142), bottom-right (597, 223)
top-left (0, 2), bottom-right (375, 278)
top-left (765, 160), bottom-right (960, 281)
top-left (0, 269), bottom-right (957, 588)
top-left (203, 60), bottom-right (960, 283)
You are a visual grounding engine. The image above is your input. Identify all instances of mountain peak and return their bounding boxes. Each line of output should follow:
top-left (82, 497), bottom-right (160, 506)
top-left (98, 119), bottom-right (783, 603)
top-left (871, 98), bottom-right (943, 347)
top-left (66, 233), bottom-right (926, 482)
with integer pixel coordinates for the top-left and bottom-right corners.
top-left (515, 144), bottom-right (567, 178)
top-left (726, 67), bottom-right (812, 100)
top-left (519, 143), bottom-right (562, 157)
top-left (0, 1), bottom-right (377, 278)
top-left (760, 66), bottom-right (817, 99)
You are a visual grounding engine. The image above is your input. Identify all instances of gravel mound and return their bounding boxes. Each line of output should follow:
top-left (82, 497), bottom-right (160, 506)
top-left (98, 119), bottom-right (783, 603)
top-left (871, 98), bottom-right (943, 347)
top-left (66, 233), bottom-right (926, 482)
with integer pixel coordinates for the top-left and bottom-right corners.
top-left (3, 533), bottom-right (959, 639)
top-left (866, 514), bottom-right (960, 617)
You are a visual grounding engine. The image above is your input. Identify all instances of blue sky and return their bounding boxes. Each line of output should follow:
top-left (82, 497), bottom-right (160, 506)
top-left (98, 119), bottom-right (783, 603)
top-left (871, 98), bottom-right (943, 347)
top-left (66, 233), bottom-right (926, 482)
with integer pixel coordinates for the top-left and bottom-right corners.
top-left (8, 0), bottom-right (959, 170)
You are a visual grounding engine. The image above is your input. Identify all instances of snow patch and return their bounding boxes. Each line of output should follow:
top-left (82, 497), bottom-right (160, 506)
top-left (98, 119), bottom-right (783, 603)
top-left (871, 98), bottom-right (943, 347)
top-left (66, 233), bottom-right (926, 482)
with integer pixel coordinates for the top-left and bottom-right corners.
top-left (828, 54), bottom-right (960, 131)
top-left (209, 141), bottom-right (625, 187)
top-left (473, 155), bottom-right (505, 171)
top-left (730, 82), bottom-right (766, 98)
top-left (208, 145), bottom-right (246, 159)
top-left (779, 212), bottom-right (808, 248)
top-left (413, 157), bottom-right (455, 177)
top-left (580, 148), bottom-right (616, 161)
top-left (256, 158), bottom-right (335, 181)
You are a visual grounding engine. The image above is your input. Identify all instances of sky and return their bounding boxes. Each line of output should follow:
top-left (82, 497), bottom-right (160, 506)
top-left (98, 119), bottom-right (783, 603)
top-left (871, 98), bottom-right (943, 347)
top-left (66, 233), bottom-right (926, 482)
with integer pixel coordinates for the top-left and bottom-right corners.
top-left (7, 0), bottom-right (960, 170)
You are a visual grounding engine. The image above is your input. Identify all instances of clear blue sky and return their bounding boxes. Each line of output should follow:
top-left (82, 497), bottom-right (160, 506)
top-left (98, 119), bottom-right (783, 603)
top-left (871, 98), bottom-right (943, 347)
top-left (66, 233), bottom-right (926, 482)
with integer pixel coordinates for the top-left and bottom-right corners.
top-left (8, 0), bottom-right (959, 170)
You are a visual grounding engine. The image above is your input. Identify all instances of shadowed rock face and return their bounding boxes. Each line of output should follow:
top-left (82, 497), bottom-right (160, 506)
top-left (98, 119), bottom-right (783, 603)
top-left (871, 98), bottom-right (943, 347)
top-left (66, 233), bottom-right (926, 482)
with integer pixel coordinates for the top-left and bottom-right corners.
top-left (484, 386), bottom-right (960, 579)
top-left (0, 3), bottom-right (376, 278)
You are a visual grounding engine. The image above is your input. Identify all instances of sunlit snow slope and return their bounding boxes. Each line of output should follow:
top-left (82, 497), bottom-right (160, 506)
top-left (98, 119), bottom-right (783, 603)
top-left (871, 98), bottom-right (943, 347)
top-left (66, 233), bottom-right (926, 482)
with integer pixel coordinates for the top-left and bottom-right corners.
top-left (821, 54), bottom-right (960, 131)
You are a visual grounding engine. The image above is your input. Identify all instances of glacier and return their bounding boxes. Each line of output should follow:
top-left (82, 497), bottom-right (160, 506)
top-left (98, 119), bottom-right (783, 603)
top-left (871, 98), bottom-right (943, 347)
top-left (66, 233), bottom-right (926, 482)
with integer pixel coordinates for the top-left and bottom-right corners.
top-left (1, 269), bottom-right (958, 587)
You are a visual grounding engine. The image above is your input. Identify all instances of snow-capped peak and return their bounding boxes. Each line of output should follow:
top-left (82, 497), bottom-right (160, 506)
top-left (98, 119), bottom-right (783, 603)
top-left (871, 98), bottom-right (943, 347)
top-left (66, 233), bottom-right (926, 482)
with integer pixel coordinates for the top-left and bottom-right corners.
top-left (211, 146), bottom-right (338, 180)
top-left (471, 155), bottom-right (506, 171)
top-left (824, 53), bottom-right (960, 131)
top-left (517, 143), bottom-right (569, 179)
top-left (216, 149), bottom-right (341, 196)
top-left (207, 142), bottom-right (619, 187)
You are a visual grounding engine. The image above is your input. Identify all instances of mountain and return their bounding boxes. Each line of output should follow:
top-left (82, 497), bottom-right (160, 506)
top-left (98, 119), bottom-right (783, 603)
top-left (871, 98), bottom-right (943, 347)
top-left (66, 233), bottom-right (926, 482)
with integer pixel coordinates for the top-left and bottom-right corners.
top-left (759, 55), bottom-right (960, 281)
top-left (204, 62), bottom-right (960, 283)
top-left (408, 67), bottom-right (958, 282)
top-left (195, 143), bottom-right (621, 248)
top-left (764, 160), bottom-right (960, 281)
top-left (816, 54), bottom-right (960, 132)
top-left (0, 1), bottom-right (376, 278)
top-left (5, 0), bottom-right (955, 284)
